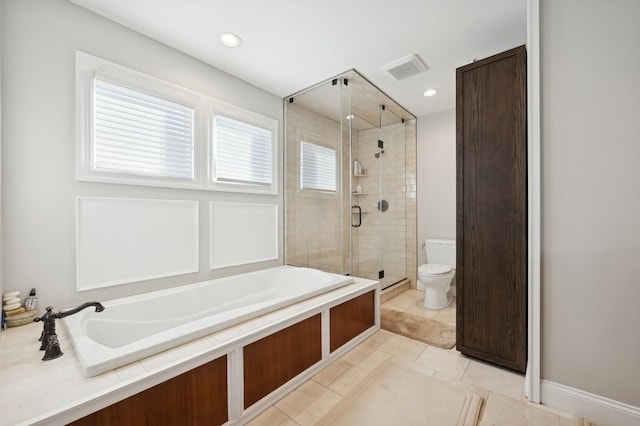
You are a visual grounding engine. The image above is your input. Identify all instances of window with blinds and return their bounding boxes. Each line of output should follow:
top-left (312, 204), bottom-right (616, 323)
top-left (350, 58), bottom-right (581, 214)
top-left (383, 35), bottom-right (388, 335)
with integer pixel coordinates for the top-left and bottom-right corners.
top-left (93, 79), bottom-right (194, 180)
top-left (300, 141), bottom-right (337, 192)
top-left (77, 51), bottom-right (278, 193)
top-left (212, 116), bottom-right (273, 186)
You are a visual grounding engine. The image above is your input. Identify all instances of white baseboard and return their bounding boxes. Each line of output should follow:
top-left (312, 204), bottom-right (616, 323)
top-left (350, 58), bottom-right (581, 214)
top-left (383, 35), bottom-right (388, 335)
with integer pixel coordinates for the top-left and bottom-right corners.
top-left (541, 380), bottom-right (640, 426)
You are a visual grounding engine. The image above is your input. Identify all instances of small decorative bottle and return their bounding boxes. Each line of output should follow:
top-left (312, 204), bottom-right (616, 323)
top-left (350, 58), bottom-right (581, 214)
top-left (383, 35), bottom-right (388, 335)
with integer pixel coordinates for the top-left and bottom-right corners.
top-left (24, 288), bottom-right (38, 311)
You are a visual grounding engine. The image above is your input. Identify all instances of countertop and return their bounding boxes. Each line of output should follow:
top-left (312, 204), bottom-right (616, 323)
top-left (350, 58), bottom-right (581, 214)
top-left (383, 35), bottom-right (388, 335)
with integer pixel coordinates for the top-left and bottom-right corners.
top-left (0, 277), bottom-right (377, 425)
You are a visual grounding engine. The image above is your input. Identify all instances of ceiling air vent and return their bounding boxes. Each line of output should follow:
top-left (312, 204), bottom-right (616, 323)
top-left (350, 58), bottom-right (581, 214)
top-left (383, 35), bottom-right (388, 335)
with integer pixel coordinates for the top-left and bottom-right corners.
top-left (381, 54), bottom-right (428, 81)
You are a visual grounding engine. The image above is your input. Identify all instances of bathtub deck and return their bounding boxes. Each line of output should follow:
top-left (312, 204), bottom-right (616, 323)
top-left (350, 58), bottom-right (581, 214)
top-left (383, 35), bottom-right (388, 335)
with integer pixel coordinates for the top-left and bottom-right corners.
top-left (0, 277), bottom-right (378, 425)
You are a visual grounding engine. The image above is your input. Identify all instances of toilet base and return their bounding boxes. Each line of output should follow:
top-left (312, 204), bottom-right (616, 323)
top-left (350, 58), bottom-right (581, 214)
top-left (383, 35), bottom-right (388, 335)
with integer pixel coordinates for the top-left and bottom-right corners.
top-left (424, 286), bottom-right (452, 310)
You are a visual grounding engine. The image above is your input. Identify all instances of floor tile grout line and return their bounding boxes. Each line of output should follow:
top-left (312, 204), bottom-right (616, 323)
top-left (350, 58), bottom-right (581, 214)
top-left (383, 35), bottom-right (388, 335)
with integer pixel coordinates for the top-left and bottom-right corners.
top-left (312, 361), bottom-right (352, 388)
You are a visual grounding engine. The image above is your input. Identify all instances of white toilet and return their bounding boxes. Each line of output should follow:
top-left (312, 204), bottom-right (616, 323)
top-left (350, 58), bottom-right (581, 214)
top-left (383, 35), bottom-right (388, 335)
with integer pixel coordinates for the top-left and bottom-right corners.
top-left (418, 239), bottom-right (456, 310)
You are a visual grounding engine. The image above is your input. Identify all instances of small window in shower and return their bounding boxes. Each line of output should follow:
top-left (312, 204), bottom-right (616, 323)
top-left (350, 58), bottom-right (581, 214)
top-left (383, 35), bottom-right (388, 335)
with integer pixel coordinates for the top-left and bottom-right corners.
top-left (300, 141), bottom-right (336, 192)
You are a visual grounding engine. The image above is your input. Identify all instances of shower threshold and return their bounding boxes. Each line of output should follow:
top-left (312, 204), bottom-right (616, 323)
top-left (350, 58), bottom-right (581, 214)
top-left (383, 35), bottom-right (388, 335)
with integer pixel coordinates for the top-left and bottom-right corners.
top-left (380, 278), bottom-right (411, 304)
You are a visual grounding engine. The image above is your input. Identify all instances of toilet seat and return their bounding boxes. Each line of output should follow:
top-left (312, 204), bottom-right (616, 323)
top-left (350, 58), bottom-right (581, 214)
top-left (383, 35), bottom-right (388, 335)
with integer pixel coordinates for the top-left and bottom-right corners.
top-left (419, 263), bottom-right (452, 276)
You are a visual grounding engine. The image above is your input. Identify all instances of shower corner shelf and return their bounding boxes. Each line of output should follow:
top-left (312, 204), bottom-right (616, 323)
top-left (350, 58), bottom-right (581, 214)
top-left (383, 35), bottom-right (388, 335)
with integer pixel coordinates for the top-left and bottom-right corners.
top-left (351, 192), bottom-right (368, 196)
top-left (352, 174), bottom-right (369, 177)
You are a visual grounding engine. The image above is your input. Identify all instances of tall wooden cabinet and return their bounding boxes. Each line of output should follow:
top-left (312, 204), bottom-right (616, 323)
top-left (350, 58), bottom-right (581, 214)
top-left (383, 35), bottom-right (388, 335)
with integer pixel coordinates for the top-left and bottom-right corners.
top-left (456, 45), bottom-right (527, 373)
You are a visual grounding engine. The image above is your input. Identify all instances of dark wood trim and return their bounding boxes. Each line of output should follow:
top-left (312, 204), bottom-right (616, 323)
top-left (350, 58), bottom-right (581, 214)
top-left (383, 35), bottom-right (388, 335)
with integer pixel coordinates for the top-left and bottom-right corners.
top-left (69, 355), bottom-right (228, 426)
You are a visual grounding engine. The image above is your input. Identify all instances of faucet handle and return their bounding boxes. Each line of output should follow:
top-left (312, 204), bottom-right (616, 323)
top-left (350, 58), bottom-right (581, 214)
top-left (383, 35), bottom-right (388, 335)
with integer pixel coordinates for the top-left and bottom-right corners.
top-left (42, 334), bottom-right (63, 360)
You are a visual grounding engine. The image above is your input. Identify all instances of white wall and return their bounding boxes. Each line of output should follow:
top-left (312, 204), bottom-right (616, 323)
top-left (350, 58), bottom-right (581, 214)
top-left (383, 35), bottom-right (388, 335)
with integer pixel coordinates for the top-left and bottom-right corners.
top-left (541, 0), bottom-right (640, 410)
top-left (1, 0), bottom-right (283, 309)
top-left (416, 109), bottom-right (456, 266)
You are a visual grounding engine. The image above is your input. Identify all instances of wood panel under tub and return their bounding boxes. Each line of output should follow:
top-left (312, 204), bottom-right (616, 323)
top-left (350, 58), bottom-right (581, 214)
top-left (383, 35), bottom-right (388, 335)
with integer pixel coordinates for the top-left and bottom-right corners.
top-left (67, 289), bottom-right (376, 425)
top-left (69, 355), bottom-right (228, 426)
top-left (243, 314), bottom-right (322, 408)
top-left (330, 290), bottom-right (376, 352)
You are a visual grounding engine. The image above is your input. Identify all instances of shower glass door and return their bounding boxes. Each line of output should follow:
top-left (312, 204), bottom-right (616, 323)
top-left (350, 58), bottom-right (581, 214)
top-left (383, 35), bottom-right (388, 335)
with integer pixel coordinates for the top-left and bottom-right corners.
top-left (375, 105), bottom-right (407, 288)
top-left (285, 70), bottom-right (413, 289)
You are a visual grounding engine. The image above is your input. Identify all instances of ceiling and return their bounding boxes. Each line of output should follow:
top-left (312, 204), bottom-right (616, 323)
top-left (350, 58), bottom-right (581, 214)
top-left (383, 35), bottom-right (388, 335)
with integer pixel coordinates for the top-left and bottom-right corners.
top-left (68, 0), bottom-right (526, 118)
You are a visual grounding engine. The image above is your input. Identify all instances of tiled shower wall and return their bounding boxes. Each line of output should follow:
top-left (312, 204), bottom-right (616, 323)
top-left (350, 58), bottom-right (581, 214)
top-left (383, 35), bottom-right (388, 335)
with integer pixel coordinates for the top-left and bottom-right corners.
top-left (285, 104), bottom-right (417, 287)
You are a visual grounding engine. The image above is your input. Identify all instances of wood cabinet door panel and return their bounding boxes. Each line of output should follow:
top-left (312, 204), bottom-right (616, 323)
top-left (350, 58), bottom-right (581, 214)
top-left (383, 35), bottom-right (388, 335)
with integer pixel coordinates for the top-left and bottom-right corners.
top-left (456, 45), bottom-right (527, 373)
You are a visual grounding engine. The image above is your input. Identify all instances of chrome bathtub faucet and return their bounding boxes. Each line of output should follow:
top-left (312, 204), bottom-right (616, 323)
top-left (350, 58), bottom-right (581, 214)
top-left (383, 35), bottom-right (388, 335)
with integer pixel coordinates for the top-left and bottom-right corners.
top-left (33, 302), bottom-right (105, 361)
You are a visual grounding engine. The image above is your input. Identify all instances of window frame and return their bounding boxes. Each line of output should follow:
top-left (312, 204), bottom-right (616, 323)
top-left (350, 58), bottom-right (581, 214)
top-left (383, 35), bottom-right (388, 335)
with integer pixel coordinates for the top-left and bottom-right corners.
top-left (207, 99), bottom-right (278, 195)
top-left (76, 51), bottom-right (278, 195)
top-left (76, 51), bottom-right (202, 189)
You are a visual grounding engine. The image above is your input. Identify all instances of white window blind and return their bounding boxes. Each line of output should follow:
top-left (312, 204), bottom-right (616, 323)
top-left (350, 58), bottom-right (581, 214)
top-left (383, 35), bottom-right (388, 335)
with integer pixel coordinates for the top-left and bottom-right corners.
top-left (212, 115), bottom-right (273, 186)
top-left (300, 141), bottom-right (336, 191)
top-left (93, 78), bottom-right (195, 179)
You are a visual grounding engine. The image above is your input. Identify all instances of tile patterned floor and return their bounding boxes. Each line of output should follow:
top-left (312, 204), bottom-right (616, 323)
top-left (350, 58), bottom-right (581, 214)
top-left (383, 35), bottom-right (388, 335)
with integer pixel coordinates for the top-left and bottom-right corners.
top-left (248, 289), bottom-right (573, 426)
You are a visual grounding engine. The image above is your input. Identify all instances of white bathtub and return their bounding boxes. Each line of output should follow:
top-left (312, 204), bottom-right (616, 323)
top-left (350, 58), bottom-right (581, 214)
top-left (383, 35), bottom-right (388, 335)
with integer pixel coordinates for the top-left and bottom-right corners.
top-left (63, 266), bottom-right (353, 377)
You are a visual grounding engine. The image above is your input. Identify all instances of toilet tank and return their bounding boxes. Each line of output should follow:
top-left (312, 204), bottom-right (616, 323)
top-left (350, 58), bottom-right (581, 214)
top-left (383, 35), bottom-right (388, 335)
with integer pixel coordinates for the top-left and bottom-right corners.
top-left (426, 239), bottom-right (456, 266)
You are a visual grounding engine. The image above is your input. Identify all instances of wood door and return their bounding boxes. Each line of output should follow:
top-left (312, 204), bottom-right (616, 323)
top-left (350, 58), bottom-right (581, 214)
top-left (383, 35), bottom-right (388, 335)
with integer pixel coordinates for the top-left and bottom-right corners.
top-left (456, 45), bottom-right (527, 373)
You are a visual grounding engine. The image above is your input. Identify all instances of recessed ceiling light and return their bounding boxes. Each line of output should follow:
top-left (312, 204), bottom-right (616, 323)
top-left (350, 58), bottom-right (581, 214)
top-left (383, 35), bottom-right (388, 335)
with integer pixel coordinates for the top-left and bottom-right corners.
top-left (422, 89), bottom-right (438, 97)
top-left (345, 114), bottom-right (355, 120)
top-left (219, 32), bottom-right (242, 48)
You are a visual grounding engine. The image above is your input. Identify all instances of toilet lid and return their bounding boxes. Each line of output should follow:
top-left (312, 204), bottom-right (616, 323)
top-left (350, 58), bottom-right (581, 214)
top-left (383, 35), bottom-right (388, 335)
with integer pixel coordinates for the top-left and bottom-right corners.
top-left (419, 263), bottom-right (452, 276)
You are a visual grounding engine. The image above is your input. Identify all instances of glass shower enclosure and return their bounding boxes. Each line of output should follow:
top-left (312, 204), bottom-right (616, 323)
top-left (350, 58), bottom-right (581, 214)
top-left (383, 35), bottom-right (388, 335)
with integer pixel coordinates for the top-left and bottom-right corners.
top-left (284, 70), bottom-right (416, 289)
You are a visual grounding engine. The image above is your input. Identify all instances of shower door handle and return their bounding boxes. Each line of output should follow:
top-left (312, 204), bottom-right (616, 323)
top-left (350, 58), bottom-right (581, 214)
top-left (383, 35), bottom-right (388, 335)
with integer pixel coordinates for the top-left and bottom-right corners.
top-left (352, 205), bottom-right (362, 228)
